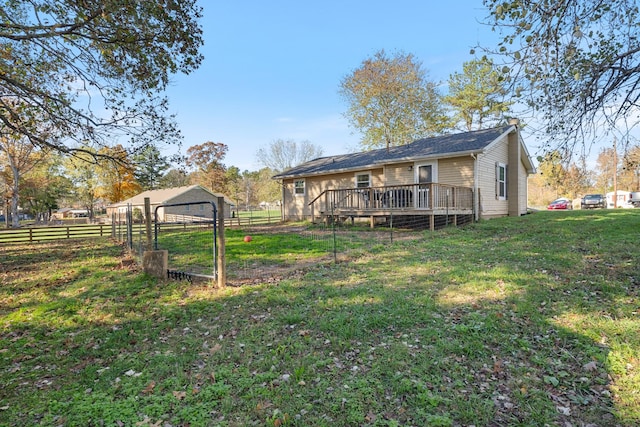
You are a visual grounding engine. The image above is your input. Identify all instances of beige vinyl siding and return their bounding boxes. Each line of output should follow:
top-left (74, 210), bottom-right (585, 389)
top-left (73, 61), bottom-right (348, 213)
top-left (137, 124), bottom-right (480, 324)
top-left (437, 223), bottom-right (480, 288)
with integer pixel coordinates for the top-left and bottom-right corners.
top-left (477, 135), bottom-right (509, 218)
top-left (385, 163), bottom-right (414, 186)
top-left (282, 169), bottom-right (384, 219)
top-left (437, 157), bottom-right (474, 187)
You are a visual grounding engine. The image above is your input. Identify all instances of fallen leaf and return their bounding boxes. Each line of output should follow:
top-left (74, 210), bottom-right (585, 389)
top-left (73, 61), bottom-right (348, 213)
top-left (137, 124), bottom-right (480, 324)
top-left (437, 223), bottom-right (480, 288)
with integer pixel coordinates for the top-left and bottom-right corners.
top-left (256, 401), bottom-right (273, 411)
top-left (173, 391), bottom-right (187, 400)
top-left (583, 361), bottom-right (598, 372)
top-left (141, 381), bottom-right (156, 395)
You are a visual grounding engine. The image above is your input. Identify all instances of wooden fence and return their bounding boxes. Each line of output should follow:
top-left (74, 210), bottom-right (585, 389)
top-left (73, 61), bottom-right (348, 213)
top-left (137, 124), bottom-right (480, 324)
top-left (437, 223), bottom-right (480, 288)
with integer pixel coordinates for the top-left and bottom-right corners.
top-left (0, 215), bottom-right (282, 244)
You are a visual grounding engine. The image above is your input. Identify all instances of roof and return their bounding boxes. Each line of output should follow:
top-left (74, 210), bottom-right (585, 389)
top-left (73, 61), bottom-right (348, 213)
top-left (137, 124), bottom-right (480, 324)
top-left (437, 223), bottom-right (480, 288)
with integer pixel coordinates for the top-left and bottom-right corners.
top-left (108, 185), bottom-right (234, 207)
top-left (273, 125), bottom-right (534, 179)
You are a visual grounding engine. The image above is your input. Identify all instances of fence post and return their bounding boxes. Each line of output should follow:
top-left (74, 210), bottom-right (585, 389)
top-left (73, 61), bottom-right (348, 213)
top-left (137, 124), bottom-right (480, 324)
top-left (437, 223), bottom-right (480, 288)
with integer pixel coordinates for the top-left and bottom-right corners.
top-left (144, 197), bottom-right (153, 251)
top-left (216, 196), bottom-right (226, 287)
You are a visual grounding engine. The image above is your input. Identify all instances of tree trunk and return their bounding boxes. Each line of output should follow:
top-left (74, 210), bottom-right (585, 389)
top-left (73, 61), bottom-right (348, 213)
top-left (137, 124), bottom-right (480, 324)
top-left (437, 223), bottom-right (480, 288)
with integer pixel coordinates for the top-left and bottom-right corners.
top-left (9, 156), bottom-right (20, 228)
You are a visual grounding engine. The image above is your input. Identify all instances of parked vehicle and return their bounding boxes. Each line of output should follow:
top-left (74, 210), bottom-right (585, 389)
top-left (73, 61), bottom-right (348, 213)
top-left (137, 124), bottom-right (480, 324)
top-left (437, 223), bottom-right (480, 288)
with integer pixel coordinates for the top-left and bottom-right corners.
top-left (547, 198), bottom-right (573, 210)
top-left (628, 191), bottom-right (640, 208)
top-left (581, 194), bottom-right (606, 209)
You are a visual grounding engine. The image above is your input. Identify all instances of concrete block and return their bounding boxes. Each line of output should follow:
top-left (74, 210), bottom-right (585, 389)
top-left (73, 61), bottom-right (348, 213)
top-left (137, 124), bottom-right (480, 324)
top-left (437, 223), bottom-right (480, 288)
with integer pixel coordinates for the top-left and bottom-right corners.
top-left (143, 250), bottom-right (168, 279)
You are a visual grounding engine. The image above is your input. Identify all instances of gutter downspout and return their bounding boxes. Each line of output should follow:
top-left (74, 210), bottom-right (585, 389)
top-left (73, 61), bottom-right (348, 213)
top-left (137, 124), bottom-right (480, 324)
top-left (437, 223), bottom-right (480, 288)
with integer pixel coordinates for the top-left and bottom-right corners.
top-left (471, 153), bottom-right (479, 221)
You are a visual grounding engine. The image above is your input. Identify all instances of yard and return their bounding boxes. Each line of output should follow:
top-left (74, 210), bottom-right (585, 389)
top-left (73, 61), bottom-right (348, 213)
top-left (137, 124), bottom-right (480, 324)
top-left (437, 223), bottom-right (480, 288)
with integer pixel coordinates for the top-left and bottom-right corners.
top-left (0, 210), bottom-right (638, 426)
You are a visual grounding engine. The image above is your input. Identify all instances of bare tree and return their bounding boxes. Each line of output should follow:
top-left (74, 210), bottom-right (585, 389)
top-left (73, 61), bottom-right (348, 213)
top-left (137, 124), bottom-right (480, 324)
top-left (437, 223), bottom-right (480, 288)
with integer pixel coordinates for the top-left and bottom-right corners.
top-left (256, 139), bottom-right (323, 173)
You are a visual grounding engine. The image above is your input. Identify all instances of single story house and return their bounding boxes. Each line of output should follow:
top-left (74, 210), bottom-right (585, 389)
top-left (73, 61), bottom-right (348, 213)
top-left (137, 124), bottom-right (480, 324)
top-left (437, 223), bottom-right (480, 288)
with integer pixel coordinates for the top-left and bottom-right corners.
top-left (106, 185), bottom-right (234, 222)
top-left (272, 120), bottom-right (535, 227)
top-left (52, 208), bottom-right (90, 219)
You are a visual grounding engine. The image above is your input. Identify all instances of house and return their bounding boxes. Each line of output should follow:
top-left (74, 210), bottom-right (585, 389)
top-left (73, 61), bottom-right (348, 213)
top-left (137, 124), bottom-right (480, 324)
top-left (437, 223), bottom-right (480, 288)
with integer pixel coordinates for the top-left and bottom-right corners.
top-left (106, 185), bottom-right (235, 222)
top-left (605, 190), bottom-right (632, 208)
top-left (272, 120), bottom-right (535, 227)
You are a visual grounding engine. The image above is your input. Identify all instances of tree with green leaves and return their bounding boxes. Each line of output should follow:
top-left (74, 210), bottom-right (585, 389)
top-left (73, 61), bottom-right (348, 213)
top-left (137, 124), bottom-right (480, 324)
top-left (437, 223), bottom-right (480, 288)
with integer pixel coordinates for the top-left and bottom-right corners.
top-left (339, 50), bottom-right (450, 151)
top-left (158, 168), bottom-right (190, 189)
top-left (134, 145), bottom-right (170, 191)
top-left (0, 133), bottom-right (47, 227)
top-left (64, 149), bottom-right (101, 220)
top-left (0, 1), bottom-right (203, 157)
top-left (225, 166), bottom-right (243, 208)
top-left (256, 139), bottom-right (323, 172)
top-left (481, 0), bottom-right (640, 151)
top-left (444, 58), bottom-right (512, 131)
top-left (20, 155), bottom-right (71, 222)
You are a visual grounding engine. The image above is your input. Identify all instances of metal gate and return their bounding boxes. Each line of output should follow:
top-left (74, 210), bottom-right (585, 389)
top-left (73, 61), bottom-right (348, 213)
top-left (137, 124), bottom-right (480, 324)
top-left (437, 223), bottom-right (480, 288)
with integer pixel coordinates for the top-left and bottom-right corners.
top-left (153, 201), bottom-right (218, 280)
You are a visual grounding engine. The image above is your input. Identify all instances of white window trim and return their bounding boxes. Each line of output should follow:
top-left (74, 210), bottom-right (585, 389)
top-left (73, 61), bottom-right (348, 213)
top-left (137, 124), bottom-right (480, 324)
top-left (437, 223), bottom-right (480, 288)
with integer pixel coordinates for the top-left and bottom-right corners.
top-left (414, 161), bottom-right (438, 183)
top-left (497, 162), bottom-right (507, 201)
top-left (294, 179), bottom-right (306, 196)
top-left (355, 172), bottom-right (371, 188)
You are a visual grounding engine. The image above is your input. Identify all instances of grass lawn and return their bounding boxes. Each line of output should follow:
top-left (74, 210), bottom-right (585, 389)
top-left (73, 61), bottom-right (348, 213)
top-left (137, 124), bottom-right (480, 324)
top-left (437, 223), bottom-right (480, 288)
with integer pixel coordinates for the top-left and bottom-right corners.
top-left (0, 210), bottom-right (638, 426)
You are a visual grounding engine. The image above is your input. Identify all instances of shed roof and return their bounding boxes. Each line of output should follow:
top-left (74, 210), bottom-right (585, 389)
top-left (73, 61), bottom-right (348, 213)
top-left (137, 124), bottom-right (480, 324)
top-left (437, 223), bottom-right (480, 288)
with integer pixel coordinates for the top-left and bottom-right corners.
top-left (273, 125), bottom-right (534, 179)
top-left (108, 185), bottom-right (234, 208)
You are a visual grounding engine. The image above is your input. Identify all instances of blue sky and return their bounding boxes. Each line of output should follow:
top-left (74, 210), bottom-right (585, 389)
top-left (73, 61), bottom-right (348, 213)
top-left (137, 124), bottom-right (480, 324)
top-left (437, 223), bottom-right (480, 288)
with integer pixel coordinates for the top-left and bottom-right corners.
top-left (165, 1), bottom-right (504, 171)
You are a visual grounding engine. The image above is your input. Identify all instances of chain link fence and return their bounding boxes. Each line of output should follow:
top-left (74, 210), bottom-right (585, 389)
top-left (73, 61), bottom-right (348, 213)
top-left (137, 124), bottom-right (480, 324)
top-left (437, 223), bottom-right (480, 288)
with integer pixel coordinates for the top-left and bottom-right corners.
top-left (113, 201), bottom-right (472, 285)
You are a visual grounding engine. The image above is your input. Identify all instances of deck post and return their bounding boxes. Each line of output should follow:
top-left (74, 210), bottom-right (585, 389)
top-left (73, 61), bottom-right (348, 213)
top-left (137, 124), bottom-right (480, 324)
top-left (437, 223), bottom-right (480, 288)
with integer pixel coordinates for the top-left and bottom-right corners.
top-left (430, 214), bottom-right (435, 231)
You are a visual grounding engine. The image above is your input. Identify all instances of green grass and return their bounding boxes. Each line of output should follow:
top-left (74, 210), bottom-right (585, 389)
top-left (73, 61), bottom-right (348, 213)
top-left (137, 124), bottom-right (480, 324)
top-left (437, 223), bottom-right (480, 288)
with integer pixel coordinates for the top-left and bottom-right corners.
top-left (1, 210), bottom-right (639, 426)
top-left (157, 227), bottom-right (334, 277)
top-left (236, 209), bottom-right (281, 219)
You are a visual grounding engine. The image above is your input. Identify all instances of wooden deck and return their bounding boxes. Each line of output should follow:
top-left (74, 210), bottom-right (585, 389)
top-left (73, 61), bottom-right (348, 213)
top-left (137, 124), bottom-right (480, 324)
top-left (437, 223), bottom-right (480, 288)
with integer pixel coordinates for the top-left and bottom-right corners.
top-left (309, 183), bottom-right (475, 229)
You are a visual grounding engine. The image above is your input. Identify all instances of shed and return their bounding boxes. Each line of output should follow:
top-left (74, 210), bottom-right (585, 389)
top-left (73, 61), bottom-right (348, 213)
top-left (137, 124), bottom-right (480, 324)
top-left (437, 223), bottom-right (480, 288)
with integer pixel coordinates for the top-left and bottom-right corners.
top-left (106, 185), bottom-right (234, 221)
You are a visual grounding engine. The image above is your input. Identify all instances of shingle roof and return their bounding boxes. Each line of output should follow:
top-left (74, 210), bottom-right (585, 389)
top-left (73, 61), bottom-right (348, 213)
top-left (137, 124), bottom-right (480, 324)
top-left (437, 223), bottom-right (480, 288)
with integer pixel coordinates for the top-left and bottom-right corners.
top-left (272, 126), bottom-right (514, 179)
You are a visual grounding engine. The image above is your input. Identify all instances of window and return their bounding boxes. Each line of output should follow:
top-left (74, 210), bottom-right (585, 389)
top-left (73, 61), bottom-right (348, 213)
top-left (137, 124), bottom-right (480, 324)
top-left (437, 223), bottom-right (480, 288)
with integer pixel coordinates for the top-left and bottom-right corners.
top-left (418, 165), bottom-right (432, 183)
top-left (294, 179), bottom-right (305, 196)
top-left (496, 162), bottom-right (507, 200)
top-left (355, 173), bottom-right (370, 188)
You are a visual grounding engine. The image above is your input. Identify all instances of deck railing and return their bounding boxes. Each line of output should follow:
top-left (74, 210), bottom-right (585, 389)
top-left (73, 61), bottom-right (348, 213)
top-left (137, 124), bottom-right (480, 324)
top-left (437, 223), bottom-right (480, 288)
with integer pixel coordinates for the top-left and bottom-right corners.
top-left (310, 183), bottom-right (474, 217)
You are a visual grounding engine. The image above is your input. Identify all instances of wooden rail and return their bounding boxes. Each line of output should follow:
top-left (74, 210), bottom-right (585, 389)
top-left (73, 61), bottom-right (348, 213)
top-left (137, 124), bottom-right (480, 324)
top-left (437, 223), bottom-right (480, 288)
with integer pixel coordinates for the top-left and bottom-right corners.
top-left (0, 224), bottom-right (110, 244)
top-left (313, 183), bottom-right (474, 214)
top-left (0, 216), bottom-right (283, 244)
